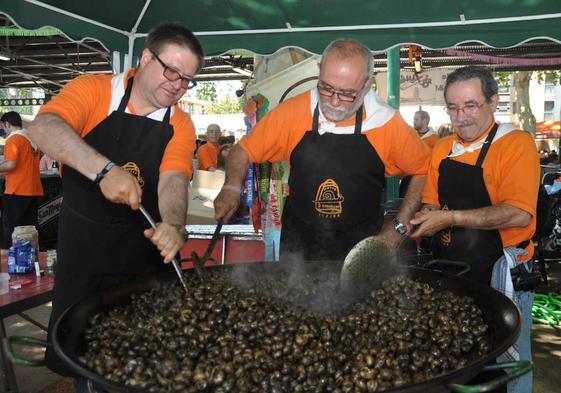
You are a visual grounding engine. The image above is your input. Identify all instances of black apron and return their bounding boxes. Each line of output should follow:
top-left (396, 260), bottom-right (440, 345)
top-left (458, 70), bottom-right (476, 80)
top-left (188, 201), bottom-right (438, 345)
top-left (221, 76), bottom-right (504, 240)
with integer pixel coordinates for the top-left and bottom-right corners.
top-left (46, 77), bottom-right (174, 375)
top-left (280, 105), bottom-right (386, 261)
top-left (432, 123), bottom-right (503, 284)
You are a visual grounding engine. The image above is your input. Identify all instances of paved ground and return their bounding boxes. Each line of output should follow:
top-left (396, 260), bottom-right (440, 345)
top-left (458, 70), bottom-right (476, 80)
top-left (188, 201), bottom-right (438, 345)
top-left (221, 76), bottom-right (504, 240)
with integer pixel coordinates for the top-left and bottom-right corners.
top-left (1, 264), bottom-right (560, 393)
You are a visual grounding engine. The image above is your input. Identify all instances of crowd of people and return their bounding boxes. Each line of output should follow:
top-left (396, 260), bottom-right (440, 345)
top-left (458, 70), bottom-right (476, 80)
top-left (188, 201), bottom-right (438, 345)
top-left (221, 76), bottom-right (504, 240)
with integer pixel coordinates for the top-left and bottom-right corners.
top-left (0, 20), bottom-right (549, 393)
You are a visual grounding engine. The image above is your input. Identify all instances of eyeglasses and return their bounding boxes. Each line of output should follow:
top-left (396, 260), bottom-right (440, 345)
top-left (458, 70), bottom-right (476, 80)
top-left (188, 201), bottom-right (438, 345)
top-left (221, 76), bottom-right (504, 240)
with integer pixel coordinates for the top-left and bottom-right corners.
top-left (150, 50), bottom-right (197, 90)
top-left (317, 83), bottom-right (358, 102)
top-left (445, 102), bottom-right (485, 117)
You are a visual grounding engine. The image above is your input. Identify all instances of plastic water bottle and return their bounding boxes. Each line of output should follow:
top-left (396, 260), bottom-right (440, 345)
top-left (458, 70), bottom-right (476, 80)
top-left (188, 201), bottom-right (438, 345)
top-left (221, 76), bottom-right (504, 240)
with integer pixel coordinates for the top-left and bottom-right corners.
top-left (7, 246), bottom-right (16, 273)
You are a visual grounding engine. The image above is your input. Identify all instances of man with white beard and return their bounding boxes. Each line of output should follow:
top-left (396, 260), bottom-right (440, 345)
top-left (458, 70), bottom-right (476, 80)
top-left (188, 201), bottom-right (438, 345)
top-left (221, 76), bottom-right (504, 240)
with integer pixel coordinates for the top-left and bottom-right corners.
top-left (215, 39), bottom-right (430, 260)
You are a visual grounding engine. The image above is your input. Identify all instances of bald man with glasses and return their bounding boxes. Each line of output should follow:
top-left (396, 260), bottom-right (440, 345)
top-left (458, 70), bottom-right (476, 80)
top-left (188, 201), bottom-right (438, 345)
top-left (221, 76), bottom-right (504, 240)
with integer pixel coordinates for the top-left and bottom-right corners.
top-left (215, 39), bottom-right (430, 261)
top-left (28, 22), bottom-right (202, 378)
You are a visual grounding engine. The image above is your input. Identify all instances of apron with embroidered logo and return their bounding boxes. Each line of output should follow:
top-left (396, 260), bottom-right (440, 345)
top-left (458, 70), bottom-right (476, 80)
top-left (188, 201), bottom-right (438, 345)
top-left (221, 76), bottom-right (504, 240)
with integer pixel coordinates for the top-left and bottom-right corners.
top-left (280, 105), bottom-right (386, 261)
top-left (46, 77), bottom-right (175, 375)
top-left (432, 123), bottom-right (503, 284)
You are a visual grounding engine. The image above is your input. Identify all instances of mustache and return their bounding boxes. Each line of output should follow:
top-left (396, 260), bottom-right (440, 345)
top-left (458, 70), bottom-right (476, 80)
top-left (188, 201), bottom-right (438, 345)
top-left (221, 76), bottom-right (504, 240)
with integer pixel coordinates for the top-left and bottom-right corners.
top-left (453, 120), bottom-right (476, 128)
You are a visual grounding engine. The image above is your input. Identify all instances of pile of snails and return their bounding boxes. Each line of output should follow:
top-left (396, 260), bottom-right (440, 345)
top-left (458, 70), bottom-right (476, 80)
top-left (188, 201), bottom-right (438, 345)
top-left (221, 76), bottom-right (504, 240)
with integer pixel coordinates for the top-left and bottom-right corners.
top-left (79, 268), bottom-right (491, 392)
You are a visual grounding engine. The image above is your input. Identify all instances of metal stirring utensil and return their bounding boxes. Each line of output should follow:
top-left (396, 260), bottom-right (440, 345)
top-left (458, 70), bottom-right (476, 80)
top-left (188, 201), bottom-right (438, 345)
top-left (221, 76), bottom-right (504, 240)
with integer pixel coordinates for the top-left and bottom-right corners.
top-left (138, 204), bottom-right (189, 294)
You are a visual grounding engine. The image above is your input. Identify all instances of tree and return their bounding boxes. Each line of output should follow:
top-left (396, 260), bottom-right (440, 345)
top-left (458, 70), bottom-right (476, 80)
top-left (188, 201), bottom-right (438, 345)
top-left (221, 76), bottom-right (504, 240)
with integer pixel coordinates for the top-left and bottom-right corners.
top-left (196, 81), bottom-right (217, 102)
top-left (512, 71), bottom-right (536, 135)
top-left (209, 95), bottom-right (244, 114)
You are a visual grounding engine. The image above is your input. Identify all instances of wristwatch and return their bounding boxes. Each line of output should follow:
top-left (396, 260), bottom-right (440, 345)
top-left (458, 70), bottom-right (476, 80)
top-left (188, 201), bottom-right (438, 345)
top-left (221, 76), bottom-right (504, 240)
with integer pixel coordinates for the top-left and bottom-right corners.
top-left (392, 218), bottom-right (407, 236)
top-left (90, 161), bottom-right (116, 184)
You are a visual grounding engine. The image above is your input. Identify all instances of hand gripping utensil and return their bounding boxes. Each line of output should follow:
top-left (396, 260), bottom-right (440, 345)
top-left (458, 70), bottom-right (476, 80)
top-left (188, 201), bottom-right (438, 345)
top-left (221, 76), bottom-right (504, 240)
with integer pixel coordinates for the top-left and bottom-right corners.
top-left (138, 204), bottom-right (189, 294)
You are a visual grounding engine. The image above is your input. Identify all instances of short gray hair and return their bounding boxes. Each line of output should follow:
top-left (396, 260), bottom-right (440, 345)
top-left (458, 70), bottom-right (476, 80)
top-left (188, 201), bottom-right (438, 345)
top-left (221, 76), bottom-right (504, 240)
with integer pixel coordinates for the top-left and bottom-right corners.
top-left (320, 39), bottom-right (374, 83)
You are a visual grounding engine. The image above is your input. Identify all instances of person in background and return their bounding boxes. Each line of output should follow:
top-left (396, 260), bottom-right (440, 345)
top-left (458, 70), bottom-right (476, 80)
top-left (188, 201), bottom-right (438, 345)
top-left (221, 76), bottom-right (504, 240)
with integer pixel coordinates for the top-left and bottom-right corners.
top-left (28, 22), bottom-right (203, 384)
top-left (411, 66), bottom-right (539, 393)
top-left (413, 110), bottom-right (439, 148)
top-left (0, 111), bottom-right (43, 252)
top-left (400, 110), bottom-right (439, 197)
top-left (215, 39), bottom-right (430, 261)
top-left (197, 123), bottom-right (221, 171)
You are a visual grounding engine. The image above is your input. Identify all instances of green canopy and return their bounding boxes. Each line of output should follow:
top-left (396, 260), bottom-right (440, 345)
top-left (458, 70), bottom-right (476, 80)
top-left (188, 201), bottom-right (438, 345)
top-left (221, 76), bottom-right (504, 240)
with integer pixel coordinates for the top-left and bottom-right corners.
top-left (2, 0), bottom-right (561, 58)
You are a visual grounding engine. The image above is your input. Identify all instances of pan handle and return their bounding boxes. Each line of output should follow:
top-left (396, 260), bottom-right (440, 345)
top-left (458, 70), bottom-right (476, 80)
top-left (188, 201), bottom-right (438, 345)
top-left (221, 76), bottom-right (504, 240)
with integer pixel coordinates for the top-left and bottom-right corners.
top-left (448, 360), bottom-right (533, 393)
top-left (424, 259), bottom-right (471, 276)
top-left (3, 335), bottom-right (51, 366)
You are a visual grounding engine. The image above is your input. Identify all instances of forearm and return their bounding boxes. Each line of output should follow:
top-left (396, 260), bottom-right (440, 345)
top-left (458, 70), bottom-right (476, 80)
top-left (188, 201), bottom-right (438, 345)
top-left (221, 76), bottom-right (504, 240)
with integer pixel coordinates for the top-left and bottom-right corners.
top-left (28, 113), bottom-right (110, 177)
top-left (453, 204), bottom-right (531, 230)
top-left (224, 144), bottom-right (250, 188)
top-left (158, 171), bottom-right (189, 226)
top-left (0, 160), bottom-right (16, 173)
top-left (396, 176), bottom-right (426, 225)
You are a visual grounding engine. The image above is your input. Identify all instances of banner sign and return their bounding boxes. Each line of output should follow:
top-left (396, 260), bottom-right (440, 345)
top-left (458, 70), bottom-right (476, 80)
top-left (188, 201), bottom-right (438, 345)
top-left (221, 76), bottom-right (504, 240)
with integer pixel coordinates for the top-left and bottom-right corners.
top-left (375, 69), bottom-right (452, 106)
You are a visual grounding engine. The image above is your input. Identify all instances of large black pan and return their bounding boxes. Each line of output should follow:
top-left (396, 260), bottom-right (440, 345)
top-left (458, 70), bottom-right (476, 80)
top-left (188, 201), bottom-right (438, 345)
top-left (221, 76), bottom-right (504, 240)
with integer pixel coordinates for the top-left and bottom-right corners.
top-left (51, 260), bottom-right (531, 393)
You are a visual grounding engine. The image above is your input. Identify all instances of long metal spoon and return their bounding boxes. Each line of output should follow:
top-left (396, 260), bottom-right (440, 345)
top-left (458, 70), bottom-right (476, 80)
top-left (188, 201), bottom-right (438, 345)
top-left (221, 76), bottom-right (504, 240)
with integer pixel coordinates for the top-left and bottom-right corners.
top-left (138, 204), bottom-right (189, 294)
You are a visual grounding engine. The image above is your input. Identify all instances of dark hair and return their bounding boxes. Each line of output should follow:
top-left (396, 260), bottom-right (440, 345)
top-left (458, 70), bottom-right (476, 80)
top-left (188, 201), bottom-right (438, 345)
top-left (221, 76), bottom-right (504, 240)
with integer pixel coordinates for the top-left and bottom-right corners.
top-left (0, 111), bottom-right (22, 128)
top-left (415, 110), bottom-right (430, 123)
top-left (146, 22), bottom-right (205, 73)
top-left (444, 66), bottom-right (498, 103)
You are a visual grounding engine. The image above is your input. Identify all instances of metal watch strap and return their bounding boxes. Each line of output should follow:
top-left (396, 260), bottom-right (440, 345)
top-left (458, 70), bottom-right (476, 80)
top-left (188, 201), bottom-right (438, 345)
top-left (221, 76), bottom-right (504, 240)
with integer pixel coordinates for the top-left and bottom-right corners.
top-left (392, 217), bottom-right (407, 236)
top-left (93, 161), bottom-right (116, 184)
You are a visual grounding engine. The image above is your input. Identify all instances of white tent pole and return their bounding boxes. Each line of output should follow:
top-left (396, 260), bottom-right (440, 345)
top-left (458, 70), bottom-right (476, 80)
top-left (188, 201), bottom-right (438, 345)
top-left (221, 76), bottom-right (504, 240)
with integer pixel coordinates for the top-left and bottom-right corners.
top-left (24, 0), bottom-right (129, 36)
top-left (125, 0), bottom-right (152, 69)
top-left (112, 51), bottom-right (121, 74)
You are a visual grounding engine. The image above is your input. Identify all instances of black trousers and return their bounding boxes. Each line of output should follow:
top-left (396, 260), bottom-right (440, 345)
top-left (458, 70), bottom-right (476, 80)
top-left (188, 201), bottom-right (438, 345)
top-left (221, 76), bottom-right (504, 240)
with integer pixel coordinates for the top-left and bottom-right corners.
top-left (2, 194), bottom-right (39, 248)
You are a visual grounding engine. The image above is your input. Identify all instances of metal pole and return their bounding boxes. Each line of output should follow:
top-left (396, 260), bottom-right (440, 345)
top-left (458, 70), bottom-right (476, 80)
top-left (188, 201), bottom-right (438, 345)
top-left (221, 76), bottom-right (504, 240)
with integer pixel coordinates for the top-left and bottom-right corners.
top-left (386, 46), bottom-right (401, 200)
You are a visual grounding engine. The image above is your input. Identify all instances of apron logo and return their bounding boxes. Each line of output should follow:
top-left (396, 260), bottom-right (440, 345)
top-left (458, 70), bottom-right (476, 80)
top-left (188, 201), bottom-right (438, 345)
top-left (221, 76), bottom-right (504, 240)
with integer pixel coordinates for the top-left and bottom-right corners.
top-left (440, 204), bottom-right (452, 246)
top-left (313, 179), bottom-right (344, 218)
top-left (122, 162), bottom-right (145, 187)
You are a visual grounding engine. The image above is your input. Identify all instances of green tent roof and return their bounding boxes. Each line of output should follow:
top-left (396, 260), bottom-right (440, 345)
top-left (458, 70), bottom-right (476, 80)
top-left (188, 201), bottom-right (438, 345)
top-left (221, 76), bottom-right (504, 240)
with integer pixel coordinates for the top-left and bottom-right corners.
top-left (2, 0), bottom-right (561, 56)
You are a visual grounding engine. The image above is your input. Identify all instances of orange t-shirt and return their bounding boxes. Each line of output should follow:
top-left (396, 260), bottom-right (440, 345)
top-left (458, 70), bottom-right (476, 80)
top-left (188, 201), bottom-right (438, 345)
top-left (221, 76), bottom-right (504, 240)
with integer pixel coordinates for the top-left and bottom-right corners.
top-left (240, 91), bottom-right (430, 177)
top-left (423, 124), bottom-right (539, 256)
top-left (197, 142), bottom-right (219, 170)
top-left (38, 70), bottom-right (195, 178)
top-left (4, 134), bottom-right (44, 196)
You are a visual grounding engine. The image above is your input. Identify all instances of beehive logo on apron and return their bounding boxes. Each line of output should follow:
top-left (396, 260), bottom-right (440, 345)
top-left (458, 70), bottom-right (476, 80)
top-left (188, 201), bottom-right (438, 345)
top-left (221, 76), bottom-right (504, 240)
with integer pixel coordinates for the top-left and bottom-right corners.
top-left (440, 204), bottom-right (452, 246)
top-left (313, 179), bottom-right (344, 218)
top-left (122, 162), bottom-right (145, 187)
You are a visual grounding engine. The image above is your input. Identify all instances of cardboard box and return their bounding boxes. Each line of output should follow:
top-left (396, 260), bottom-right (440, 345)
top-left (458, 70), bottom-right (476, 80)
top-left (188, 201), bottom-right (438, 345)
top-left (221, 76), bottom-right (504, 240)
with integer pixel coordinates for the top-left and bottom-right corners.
top-left (187, 170), bottom-right (224, 225)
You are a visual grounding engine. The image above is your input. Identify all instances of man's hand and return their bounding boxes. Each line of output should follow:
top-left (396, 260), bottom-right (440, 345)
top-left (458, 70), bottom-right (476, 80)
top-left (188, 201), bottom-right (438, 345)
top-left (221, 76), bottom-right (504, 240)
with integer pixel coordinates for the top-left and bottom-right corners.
top-left (410, 208), bottom-right (454, 238)
top-left (214, 186), bottom-right (241, 223)
top-left (99, 166), bottom-right (142, 209)
top-left (144, 222), bottom-right (185, 263)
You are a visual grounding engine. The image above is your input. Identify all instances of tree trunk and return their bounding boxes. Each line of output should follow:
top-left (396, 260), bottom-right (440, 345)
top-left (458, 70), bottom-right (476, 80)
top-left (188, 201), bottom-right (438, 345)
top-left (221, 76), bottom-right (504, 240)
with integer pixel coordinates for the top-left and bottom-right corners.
top-left (512, 71), bottom-right (536, 136)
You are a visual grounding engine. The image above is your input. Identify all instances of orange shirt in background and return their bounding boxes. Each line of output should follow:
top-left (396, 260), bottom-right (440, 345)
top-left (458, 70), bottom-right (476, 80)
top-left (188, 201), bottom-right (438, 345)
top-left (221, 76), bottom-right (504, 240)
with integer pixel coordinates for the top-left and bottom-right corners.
top-left (422, 134), bottom-right (439, 149)
top-left (38, 70), bottom-right (196, 178)
top-left (423, 125), bottom-right (539, 256)
top-left (4, 134), bottom-right (44, 196)
top-left (240, 91), bottom-right (430, 178)
top-left (197, 142), bottom-right (219, 170)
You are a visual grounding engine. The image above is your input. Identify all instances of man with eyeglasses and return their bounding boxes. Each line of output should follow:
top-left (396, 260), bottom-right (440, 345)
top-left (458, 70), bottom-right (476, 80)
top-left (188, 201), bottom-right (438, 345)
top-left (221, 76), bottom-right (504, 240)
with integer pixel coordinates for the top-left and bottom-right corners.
top-left (215, 39), bottom-right (430, 261)
top-left (28, 22), bottom-right (203, 379)
top-left (411, 66), bottom-right (539, 393)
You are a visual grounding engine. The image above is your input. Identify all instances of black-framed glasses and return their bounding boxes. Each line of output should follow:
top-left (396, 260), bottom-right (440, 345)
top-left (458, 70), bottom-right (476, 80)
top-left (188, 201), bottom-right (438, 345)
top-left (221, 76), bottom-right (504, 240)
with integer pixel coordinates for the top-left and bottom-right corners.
top-left (445, 102), bottom-right (485, 117)
top-left (317, 83), bottom-right (358, 102)
top-left (150, 49), bottom-right (197, 90)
